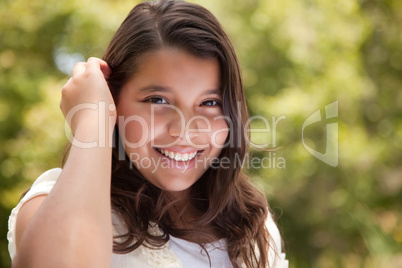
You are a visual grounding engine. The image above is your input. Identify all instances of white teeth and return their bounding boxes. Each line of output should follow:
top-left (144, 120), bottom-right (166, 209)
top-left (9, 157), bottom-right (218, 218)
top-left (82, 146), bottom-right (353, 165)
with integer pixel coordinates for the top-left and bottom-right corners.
top-left (157, 148), bottom-right (198, 161)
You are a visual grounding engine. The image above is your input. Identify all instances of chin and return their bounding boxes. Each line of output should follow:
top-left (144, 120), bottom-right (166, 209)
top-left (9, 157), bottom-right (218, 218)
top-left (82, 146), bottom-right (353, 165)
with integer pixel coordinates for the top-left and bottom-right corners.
top-left (136, 167), bottom-right (200, 193)
top-left (156, 181), bottom-right (194, 193)
top-left (143, 175), bottom-right (196, 193)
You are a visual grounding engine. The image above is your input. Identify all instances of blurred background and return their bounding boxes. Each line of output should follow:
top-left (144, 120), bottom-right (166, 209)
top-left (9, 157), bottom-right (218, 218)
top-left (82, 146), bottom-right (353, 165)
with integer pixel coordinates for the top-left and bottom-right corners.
top-left (0, 0), bottom-right (401, 267)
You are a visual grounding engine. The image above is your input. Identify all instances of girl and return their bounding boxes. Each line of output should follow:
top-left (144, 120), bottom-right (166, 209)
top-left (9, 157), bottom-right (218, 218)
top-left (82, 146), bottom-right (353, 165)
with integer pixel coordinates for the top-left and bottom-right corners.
top-left (8, 0), bottom-right (288, 267)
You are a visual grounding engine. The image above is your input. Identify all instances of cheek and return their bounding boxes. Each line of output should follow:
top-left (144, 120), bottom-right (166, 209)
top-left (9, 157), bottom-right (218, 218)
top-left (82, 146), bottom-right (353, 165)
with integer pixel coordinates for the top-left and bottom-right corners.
top-left (210, 119), bottom-right (229, 148)
top-left (117, 107), bottom-right (151, 147)
top-left (125, 120), bottom-right (149, 145)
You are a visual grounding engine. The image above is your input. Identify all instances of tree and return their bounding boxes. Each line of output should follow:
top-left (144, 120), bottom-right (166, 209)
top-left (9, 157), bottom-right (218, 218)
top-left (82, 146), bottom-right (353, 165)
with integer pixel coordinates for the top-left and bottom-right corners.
top-left (1, 0), bottom-right (401, 267)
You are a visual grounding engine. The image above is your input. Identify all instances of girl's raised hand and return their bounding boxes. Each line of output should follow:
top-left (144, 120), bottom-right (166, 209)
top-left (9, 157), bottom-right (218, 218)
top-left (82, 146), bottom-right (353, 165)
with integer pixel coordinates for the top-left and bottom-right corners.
top-left (13, 58), bottom-right (116, 267)
top-left (60, 57), bottom-right (116, 142)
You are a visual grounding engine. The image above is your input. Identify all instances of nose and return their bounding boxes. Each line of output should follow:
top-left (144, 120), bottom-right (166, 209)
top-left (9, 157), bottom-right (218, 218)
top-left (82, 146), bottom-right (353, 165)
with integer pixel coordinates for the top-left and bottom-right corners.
top-left (167, 108), bottom-right (202, 142)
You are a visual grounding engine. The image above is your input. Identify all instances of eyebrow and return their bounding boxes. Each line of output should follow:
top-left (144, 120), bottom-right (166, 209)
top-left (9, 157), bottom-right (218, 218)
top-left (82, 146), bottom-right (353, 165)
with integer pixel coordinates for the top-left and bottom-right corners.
top-left (138, 85), bottom-right (170, 94)
top-left (204, 89), bottom-right (221, 95)
top-left (138, 85), bottom-right (221, 95)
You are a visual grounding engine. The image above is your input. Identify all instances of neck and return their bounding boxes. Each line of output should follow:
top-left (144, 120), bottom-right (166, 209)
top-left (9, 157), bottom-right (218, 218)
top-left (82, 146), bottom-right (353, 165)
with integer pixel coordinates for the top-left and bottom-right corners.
top-left (163, 189), bottom-right (221, 243)
top-left (164, 189), bottom-right (201, 228)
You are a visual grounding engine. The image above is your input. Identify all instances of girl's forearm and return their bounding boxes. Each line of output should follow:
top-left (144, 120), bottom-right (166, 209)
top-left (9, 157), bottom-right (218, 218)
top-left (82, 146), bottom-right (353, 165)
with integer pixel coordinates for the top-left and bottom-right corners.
top-left (13, 123), bottom-right (113, 268)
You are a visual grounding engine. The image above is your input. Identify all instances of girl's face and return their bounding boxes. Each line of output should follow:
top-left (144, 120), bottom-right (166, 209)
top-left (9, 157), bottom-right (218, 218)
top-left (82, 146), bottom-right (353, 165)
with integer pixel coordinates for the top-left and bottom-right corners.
top-left (117, 48), bottom-right (229, 192)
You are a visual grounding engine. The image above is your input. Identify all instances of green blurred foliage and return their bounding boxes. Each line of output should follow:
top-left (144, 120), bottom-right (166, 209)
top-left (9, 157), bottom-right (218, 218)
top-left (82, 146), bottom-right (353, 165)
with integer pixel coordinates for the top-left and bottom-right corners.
top-left (1, 0), bottom-right (401, 267)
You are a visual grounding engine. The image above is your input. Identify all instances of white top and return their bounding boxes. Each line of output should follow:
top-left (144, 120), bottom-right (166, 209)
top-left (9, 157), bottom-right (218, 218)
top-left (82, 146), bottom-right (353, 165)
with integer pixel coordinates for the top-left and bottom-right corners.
top-left (8, 168), bottom-right (289, 268)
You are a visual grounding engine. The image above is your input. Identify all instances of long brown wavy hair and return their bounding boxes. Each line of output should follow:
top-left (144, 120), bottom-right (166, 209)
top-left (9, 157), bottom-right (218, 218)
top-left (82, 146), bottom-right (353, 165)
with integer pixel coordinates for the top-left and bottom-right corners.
top-left (102, 0), bottom-right (274, 267)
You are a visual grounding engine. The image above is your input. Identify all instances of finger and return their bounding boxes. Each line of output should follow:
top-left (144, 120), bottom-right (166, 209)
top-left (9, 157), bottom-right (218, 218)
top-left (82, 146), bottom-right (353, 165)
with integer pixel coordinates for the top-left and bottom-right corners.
top-left (86, 57), bottom-right (102, 74)
top-left (66, 77), bottom-right (73, 85)
top-left (72, 62), bottom-right (87, 77)
top-left (87, 57), bottom-right (112, 79)
top-left (99, 60), bottom-right (112, 79)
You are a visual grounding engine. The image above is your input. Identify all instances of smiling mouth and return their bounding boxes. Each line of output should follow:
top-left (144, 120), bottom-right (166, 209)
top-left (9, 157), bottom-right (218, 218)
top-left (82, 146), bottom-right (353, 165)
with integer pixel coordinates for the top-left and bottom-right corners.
top-left (153, 147), bottom-right (202, 161)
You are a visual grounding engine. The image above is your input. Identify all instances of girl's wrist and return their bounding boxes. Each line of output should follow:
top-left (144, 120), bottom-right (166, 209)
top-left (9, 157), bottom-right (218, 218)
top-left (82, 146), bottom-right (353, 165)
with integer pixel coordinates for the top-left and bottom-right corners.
top-left (71, 115), bottom-right (115, 148)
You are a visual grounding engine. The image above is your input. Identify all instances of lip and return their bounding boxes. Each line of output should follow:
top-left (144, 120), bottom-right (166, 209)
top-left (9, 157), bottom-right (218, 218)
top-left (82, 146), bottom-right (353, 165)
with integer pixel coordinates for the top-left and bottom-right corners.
top-left (153, 146), bottom-right (205, 154)
top-left (153, 147), bottom-right (203, 170)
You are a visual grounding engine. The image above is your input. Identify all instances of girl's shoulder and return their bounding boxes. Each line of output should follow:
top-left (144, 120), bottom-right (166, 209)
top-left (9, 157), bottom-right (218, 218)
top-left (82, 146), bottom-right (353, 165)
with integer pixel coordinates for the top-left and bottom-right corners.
top-left (7, 168), bottom-right (62, 259)
top-left (266, 211), bottom-right (282, 252)
top-left (266, 211), bottom-right (288, 267)
top-left (26, 168), bottom-right (62, 191)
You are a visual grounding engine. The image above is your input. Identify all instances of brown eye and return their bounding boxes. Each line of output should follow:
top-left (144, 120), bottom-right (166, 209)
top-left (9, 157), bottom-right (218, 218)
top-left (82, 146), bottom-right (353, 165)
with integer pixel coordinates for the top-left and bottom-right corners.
top-left (201, 100), bottom-right (221, 106)
top-left (146, 97), bottom-right (168, 104)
